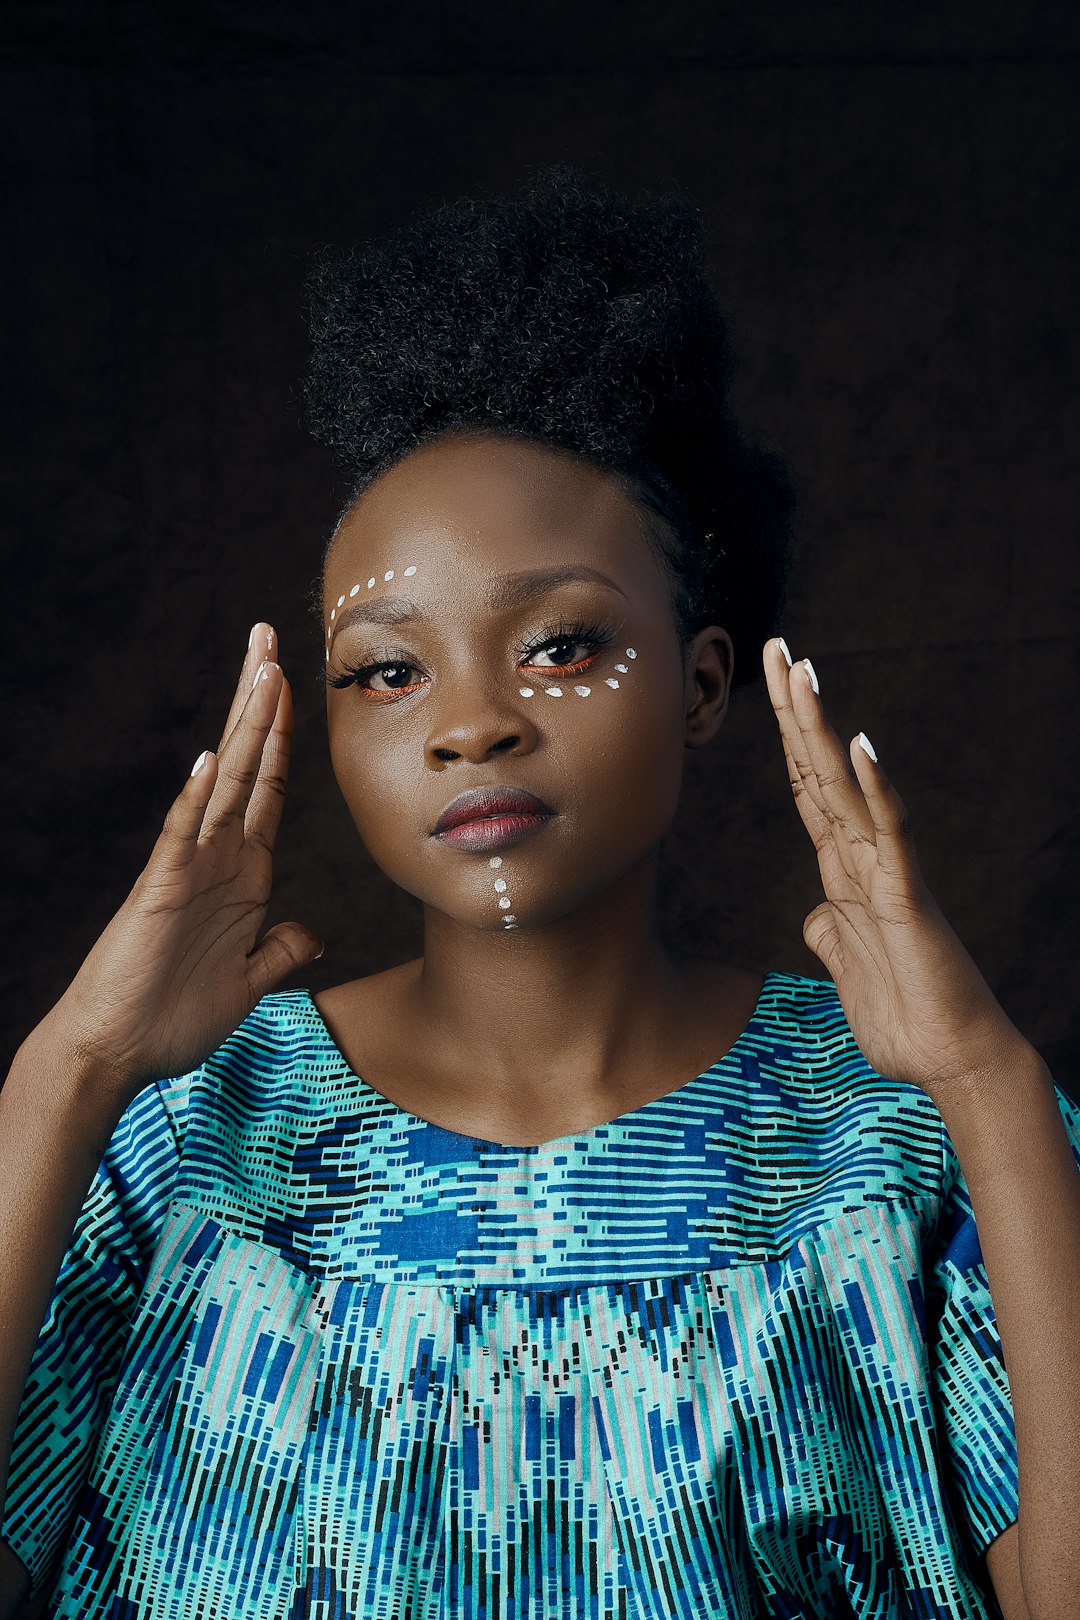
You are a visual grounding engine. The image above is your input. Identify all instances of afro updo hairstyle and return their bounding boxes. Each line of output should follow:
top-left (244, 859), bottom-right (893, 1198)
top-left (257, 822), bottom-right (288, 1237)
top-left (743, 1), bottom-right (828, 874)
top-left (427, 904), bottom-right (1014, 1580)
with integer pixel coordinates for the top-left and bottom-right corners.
top-left (301, 162), bottom-right (796, 697)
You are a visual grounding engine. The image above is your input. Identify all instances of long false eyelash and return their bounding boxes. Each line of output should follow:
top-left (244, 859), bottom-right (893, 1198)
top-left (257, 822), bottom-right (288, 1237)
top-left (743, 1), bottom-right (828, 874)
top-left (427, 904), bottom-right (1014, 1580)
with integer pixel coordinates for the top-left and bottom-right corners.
top-left (512, 617), bottom-right (615, 666)
top-left (327, 618), bottom-right (616, 692)
top-left (326, 645), bottom-right (415, 690)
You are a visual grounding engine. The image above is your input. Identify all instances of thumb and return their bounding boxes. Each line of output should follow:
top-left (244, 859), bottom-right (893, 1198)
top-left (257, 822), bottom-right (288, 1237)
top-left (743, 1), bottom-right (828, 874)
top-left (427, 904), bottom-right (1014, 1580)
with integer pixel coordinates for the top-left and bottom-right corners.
top-left (802, 900), bottom-right (840, 971)
top-left (247, 921), bottom-right (324, 999)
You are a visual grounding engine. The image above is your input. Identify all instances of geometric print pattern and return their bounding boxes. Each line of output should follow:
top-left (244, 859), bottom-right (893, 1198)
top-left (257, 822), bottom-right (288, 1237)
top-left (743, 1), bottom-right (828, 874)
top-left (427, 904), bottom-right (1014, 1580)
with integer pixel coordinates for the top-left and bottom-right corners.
top-left (4, 969), bottom-right (1079, 1617)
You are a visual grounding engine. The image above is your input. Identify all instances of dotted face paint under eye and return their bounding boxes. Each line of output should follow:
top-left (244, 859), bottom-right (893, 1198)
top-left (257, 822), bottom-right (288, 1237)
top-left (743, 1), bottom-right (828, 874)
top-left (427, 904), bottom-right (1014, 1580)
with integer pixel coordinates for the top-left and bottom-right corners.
top-left (515, 647), bottom-right (638, 699)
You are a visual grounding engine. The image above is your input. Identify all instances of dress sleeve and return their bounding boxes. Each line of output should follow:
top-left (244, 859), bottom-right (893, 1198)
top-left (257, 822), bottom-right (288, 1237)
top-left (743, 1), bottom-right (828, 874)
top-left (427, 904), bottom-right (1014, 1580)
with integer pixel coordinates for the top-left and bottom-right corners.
top-left (0, 1071), bottom-right (188, 1598)
top-left (923, 1075), bottom-right (1080, 1565)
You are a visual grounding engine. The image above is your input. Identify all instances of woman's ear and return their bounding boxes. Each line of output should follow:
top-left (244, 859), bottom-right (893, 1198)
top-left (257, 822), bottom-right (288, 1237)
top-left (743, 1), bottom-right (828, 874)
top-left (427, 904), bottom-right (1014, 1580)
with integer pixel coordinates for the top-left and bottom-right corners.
top-left (683, 626), bottom-right (733, 749)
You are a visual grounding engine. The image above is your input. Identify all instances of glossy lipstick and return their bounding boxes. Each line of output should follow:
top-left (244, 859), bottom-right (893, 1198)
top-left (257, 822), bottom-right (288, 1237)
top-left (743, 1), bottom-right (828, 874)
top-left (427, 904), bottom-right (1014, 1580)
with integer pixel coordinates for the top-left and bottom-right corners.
top-left (433, 787), bottom-right (554, 853)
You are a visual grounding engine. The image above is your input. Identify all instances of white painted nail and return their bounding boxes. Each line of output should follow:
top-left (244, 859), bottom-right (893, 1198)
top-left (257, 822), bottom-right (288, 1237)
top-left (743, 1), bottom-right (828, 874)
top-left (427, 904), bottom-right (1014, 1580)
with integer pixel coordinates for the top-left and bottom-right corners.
top-left (776, 637), bottom-right (792, 667)
top-left (191, 749), bottom-right (209, 776)
top-left (856, 731), bottom-right (878, 762)
top-left (802, 658), bottom-right (819, 695)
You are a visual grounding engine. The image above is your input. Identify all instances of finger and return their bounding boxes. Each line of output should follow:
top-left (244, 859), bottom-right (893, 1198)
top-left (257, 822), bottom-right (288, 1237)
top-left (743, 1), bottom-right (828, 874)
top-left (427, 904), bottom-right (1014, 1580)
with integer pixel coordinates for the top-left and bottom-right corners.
top-left (778, 651), bottom-right (880, 892)
top-left (202, 661), bottom-right (283, 841)
top-left (216, 622), bottom-right (277, 757)
top-left (848, 731), bottom-right (922, 888)
top-left (244, 667), bottom-right (294, 856)
top-left (763, 641), bottom-right (842, 853)
top-left (151, 746), bottom-right (221, 874)
top-left (246, 919), bottom-right (324, 1002)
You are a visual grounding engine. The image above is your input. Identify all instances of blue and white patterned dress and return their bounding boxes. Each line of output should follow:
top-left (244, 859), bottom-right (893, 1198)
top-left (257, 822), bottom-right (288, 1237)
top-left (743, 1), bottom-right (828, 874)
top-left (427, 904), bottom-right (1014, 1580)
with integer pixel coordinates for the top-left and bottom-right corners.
top-left (4, 969), bottom-right (1077, 1618)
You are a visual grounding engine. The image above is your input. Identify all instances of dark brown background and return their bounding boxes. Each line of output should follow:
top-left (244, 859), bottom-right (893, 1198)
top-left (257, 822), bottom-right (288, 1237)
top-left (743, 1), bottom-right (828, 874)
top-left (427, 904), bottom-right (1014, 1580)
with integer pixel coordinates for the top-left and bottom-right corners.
top-left (3, 2), bottom-right (1078, 1093)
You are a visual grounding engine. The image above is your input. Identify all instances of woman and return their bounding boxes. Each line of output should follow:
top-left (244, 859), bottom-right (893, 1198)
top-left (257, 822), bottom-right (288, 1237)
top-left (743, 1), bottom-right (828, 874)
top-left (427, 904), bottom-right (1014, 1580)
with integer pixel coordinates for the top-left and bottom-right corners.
top-left (1, 163), bottom-right (1076, 1619)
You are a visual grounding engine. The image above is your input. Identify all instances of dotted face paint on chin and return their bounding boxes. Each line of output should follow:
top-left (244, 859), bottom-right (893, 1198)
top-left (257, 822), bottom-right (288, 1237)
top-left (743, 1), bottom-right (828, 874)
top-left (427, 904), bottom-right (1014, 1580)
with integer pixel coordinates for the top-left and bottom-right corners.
top-left (488, 855), bottom-right (518, 930)
top-left (325, 563), bottom-right (420, 659)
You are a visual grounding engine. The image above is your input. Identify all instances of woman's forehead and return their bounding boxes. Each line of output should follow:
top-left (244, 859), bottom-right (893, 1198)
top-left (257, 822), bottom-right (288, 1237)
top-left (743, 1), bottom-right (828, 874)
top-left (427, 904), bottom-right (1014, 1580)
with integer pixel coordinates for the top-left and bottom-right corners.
top-left (324, 435), bottom-right (648, 592)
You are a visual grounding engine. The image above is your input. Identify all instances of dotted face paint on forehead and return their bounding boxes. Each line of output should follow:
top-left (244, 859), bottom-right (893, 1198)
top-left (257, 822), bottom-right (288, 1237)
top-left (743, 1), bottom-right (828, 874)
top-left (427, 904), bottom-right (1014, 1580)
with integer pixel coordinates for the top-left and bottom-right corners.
top-left (325, 562), bottom-right (420, 659)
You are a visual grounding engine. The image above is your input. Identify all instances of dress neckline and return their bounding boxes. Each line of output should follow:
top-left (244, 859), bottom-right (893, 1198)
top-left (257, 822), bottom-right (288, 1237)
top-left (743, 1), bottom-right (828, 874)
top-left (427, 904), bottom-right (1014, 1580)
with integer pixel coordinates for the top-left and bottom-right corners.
top-left (300, 971), bottom-right (780, 1152)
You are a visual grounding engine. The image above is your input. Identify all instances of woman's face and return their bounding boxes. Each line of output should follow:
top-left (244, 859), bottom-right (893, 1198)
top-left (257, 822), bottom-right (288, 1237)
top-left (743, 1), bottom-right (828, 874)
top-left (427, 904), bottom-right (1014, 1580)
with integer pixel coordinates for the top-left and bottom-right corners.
top-left (322, 430), bottom-right (732, 933)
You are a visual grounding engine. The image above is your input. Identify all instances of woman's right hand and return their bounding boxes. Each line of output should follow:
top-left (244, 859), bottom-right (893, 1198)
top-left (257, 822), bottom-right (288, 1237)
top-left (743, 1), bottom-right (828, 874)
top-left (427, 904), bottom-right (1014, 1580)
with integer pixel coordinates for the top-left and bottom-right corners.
top-left (35, 623), bottom-right (324, 1103)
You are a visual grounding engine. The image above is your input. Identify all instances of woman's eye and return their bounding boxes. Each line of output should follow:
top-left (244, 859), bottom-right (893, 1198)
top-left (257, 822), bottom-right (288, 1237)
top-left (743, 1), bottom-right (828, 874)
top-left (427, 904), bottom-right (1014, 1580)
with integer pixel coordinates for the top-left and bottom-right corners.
top-left (522, 635), bottom-right (603, 671)
top-left (365, 663), bottom-right (419, 691)
top-left (326, 660), bottom-right (424, 695)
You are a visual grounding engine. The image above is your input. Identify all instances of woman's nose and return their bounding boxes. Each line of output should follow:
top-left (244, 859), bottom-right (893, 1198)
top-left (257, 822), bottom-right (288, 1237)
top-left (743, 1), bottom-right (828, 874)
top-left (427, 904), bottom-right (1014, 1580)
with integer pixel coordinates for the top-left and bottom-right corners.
top-left (425, 692), bottom-right (538, 764)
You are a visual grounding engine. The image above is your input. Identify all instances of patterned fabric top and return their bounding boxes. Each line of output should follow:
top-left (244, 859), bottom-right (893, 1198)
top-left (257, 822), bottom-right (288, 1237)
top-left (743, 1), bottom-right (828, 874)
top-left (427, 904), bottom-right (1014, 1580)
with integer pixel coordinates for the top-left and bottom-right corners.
top-left (4, 969), bottom-right (1078, 1619)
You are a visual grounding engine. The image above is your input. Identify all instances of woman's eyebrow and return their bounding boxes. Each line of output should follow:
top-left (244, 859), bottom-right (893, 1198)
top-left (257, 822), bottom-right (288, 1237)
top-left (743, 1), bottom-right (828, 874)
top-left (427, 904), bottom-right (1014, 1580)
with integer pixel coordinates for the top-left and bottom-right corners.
top-left (330, 564), bottom-right (627, 637)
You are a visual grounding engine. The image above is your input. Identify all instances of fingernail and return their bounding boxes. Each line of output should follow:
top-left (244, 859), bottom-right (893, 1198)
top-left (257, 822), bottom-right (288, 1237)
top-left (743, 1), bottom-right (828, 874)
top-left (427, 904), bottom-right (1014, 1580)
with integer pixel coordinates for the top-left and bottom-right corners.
top-left (856, 731), bottom-right (878, 762)
top-left (802, 657), bottom-right (819, 695)
top-left (776, 637), bottom-right (792, 667)
top-left (248, 623), bottom-right (258, 651)
top-left (251, 660), bottom-right (268, 695)
top-left (191, 749), bottom-right (209, 776)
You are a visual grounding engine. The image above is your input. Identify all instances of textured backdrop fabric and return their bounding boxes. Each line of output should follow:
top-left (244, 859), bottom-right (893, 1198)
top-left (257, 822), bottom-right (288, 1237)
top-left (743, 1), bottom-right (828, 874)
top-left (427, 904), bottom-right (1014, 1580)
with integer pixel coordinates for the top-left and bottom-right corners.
top-left (4, 970), bottom-right (1076, 1618)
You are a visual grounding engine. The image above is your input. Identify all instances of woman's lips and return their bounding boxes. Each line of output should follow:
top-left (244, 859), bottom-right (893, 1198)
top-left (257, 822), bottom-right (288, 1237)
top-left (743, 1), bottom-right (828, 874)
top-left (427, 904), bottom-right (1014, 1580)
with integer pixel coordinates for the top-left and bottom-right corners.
top-left (434, 812), bottom-right (552, 853)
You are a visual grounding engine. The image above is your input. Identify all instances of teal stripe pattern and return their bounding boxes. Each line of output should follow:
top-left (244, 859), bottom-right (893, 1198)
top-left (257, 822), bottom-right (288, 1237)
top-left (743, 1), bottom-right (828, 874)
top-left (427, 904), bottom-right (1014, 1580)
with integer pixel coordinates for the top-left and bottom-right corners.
top-left (4, 969), bottom-right (1077, 1617)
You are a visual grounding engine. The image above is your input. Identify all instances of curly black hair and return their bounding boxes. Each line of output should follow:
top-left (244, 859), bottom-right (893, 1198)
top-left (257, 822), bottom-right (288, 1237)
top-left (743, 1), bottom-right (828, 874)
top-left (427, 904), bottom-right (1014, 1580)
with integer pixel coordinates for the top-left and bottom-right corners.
top-left (301, 162), bottom-right (796, 695)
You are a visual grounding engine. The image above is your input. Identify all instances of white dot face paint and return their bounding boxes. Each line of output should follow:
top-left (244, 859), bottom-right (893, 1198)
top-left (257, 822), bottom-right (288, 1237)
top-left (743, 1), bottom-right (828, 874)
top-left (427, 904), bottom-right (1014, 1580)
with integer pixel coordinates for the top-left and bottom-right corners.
top-left (489, 857), bottom-right (502, 869)
top-left (326, 564), bottom-right (421, 648)
top-left (519, 687), bottom-right (534, 698)
top-left (574, 685), bottom-right (591, 697)
top-left (614, 663), bottom-right (627, 673)
top-left (494, 878), bottom-right (507, 892)
top-left (404, 565), bottom-right (417, 576)
top-left (544, 686), bottom-right (563, 697)
top-left (605, 677), bottom-right (620, 688)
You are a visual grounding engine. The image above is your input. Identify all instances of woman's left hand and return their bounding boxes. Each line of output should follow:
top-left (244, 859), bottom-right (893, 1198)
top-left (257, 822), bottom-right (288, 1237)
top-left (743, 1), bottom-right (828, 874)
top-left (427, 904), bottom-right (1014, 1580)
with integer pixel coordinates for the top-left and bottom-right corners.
top-left (762, 638), bottom-right (1030, 1102)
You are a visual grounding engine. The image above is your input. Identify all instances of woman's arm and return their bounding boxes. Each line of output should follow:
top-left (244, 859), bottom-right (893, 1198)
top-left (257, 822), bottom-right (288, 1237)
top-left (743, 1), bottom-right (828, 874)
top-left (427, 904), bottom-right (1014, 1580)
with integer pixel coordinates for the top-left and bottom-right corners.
top-left (935, 1045), bottom-right (1080, 1620)
top-left (0, 1027), bottom-right (126, 1616)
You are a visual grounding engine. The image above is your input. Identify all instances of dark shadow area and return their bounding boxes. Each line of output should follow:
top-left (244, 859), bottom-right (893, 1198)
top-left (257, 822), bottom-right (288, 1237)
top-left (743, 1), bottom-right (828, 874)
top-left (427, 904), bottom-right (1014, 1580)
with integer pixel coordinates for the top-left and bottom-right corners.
top-left (2, 1), bottom-right (1078, 1091)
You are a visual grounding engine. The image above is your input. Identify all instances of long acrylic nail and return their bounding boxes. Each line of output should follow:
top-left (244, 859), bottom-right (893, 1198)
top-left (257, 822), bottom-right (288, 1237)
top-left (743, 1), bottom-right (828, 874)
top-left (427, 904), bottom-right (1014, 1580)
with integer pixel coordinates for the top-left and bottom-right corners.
top-left (802, 657), bottom-right (819, 695)
top-left (251, 660), bottom-right (268, 695)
